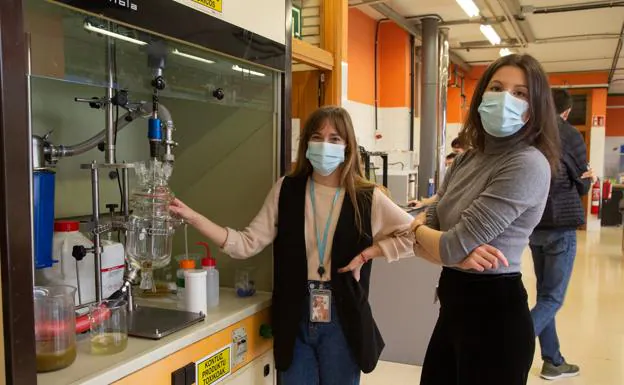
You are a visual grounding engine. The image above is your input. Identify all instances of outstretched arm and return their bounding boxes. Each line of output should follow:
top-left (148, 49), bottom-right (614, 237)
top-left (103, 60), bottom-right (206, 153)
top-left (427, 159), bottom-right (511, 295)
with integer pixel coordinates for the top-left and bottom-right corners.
top-left (170, 178), bottom-right (283, 259)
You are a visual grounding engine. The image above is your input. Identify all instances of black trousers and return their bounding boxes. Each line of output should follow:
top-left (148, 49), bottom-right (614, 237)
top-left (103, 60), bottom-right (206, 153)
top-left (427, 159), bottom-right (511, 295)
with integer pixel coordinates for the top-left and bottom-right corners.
top-left (420, 268), bottom-right (535, 385)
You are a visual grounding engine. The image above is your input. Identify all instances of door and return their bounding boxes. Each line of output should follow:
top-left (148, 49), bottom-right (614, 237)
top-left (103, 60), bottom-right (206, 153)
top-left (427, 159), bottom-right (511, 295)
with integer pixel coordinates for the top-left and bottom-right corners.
top-left (223, 350), bottom-right (275, 385)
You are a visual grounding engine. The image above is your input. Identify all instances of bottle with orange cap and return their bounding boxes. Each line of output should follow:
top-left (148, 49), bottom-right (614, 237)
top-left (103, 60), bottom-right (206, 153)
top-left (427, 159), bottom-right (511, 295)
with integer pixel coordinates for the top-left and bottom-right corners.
top-left (176, 258), bottom-right (196, 299)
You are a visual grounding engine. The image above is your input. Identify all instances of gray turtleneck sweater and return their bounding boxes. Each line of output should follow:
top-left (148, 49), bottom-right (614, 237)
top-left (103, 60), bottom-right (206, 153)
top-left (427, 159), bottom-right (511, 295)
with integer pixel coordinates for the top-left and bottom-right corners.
top-left (426, 137), bottom-right (551, 274)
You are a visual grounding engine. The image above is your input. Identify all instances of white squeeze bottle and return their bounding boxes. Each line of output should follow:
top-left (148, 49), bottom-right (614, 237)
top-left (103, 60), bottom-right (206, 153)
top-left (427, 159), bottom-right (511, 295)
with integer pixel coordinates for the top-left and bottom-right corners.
top-left (199, 242), bottom-right (219, 308)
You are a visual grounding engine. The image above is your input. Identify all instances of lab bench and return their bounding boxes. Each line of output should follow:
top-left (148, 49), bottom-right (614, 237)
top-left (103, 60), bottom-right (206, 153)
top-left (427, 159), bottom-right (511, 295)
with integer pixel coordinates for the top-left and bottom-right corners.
top-left (37, 289), bottom-right (274, 385)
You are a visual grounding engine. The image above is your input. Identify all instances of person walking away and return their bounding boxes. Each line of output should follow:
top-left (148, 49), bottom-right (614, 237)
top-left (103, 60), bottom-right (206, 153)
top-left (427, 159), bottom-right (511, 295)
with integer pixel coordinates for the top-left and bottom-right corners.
top-left (529, 88), bottom-right (592, 380)
top-left (410, 53), bottom-right (561, 385)
top-left (170, 106), bottom-right (415, 385)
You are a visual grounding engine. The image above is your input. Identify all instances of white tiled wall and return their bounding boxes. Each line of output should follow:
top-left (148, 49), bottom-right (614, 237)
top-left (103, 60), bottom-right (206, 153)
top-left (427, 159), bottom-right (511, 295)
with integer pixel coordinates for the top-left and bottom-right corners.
top-left (590, 125), bottom-right (606, 178)
top-left (445, 123), bottom-right (462, 155)
top-left (343, 100), bottom-right (376, 150)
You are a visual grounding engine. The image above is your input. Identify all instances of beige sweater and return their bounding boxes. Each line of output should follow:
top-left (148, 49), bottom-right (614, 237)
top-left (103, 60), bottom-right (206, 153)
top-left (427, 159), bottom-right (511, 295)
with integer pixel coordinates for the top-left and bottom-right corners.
top-left (222, 177), bottom-right (415, 281)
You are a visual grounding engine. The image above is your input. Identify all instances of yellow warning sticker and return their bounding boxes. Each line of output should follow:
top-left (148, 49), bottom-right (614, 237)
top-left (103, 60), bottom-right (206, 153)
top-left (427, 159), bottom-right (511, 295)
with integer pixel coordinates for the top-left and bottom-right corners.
top-left (191, 0), bottom-right (222, 14)
top-left (196, 345), bottom-right (232, 385)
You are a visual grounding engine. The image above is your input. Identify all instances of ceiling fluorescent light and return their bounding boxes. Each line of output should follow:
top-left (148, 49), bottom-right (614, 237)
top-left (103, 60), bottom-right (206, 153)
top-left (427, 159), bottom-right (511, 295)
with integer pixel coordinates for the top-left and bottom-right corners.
top-left (84, 22), bottom-right (147, 46)
top-left (456, 0), bottom-right (480, 18)
top-left (480, 24), bottom-right (501, 45)
top-left (232, 65), bottom-right (265, 77)
top-left (499, 48), bottom-right (513, 57)
top-left (172, 49), bottom-right (215, 64)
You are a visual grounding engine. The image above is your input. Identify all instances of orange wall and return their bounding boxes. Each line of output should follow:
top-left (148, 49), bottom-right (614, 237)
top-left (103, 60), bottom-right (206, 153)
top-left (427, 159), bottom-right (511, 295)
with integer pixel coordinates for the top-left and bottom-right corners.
top-left (378, 23), bottom-right (410, 108)
top-left (607, 95), bottom-right (624, 136)
top-left (592, 88), bottom-right (607, 116)
top-left (347, 10), bottom-right (410, 108)
top-left (550, 72), bottom-right (609, 87)
top-left (347, 8), bottom-right (375, 105)
top-left (451, 68), bottom-right (610, 125)
top-left (447, 65), bottom-right (487, 124)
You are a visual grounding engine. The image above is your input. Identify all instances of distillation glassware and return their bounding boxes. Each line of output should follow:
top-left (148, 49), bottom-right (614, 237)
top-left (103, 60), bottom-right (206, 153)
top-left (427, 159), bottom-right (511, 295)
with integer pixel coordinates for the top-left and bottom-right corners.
top-left (125, 159), bottom-right (181, 291)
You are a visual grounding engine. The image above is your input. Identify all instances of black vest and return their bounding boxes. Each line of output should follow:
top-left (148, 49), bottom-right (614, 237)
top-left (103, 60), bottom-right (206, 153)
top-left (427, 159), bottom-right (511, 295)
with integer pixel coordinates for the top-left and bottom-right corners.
top-left (272, 175), bottom-right (385, 373)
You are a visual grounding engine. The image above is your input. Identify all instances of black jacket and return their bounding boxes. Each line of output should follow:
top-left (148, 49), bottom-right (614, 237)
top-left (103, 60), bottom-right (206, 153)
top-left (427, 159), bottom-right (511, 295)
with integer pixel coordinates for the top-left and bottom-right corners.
top-left (536, 117), bottom-right (591, 230)
top-left (272, 175), bottom-right (384, 373)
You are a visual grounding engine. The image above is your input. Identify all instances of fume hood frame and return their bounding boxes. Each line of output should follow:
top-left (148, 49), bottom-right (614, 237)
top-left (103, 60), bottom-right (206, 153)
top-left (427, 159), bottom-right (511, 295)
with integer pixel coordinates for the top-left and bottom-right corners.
top-left (0, 0), bottom-right (293, 383)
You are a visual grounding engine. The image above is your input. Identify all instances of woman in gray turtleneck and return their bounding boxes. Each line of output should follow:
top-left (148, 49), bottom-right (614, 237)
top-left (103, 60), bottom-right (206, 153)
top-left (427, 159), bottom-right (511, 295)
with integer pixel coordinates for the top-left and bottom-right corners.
top-left (411, 54), bottom-right (560, 385)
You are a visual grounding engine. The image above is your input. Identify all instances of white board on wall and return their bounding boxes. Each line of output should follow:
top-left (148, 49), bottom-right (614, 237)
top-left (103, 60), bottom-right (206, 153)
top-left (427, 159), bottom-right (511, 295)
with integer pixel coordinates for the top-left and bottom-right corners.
top-left (173, 0), bottom-right (286, 45)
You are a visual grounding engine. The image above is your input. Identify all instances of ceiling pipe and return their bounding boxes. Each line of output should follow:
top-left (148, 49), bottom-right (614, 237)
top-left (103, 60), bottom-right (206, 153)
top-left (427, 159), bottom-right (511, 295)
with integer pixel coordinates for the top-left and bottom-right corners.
top-left (484, 0), bottom-right (514, 42)
top-left (458, 32), bottom-right (621, 50)
top-left (497, 0), bottom-right (536, 43)
top-left (523, 1), bottom-right (624, 14)
top-left (609, 21), bottom-right (624, 83)
top-left (413, 16), bottom-right (506, 26)
top-left (457, 44), bottom-right (519, 50)
top-left (496, 0), bottom-right (528, 47)
top-left (535, 33), bottom-right (620, 44)
top-left (369, 3), bottom-right (472, 71)
top-left (459, 39), bottom-right (520, 47)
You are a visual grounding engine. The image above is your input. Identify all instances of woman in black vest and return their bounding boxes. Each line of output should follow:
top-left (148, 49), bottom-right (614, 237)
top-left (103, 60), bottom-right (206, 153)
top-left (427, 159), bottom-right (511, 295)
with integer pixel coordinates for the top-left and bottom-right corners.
top-left (170, 106), bottom-right (415, 385)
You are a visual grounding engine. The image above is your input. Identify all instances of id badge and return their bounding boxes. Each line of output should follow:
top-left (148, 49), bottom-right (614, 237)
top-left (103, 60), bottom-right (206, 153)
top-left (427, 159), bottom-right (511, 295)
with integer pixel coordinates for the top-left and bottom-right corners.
top-left (310, 289), bottom-right (332, 323)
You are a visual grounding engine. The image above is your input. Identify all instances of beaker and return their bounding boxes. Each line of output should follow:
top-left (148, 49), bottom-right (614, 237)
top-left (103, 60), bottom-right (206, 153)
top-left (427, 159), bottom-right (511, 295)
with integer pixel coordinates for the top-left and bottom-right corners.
top-left (34, 285), bottom-right (77, 372)
top-left (90, 299), bottom-right (128, 355)
top-left (235, 268), bottom-right (256, 297)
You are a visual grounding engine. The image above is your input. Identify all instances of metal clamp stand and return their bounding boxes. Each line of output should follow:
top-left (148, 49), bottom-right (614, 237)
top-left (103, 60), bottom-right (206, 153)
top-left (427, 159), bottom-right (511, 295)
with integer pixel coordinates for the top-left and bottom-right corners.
top-left (360, 148), bottom-right (389, 188)
top-left (80, 161), bottom-right (134, 303)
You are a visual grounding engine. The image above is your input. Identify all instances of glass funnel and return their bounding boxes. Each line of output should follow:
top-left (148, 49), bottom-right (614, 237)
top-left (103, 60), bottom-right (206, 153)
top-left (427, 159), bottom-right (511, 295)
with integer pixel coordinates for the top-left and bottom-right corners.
top-left (125, 160), bottom-right (182, 291)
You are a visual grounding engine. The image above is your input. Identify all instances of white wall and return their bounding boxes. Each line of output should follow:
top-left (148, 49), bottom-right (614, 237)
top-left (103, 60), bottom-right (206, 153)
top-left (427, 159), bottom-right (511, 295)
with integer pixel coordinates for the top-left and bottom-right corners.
top-left (445, 123), bottom-right (462, 155)
top-left (590, 125), bottom-right (606, 179)
top-left (173, 0), bottom-right (286, 44)
top-left (375, 107), bottom-right (414, 171)
top-left (343, 100), bottom-right (376, 151)
top-left (291, 118), bottom-right (301, 163)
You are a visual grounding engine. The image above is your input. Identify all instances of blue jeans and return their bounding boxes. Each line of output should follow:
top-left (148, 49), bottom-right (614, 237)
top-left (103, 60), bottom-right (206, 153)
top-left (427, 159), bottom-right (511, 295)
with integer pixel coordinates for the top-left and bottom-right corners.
top-left (529, 229), bottom-right (577, 366)
top-left (278, 295), bottom-right (360, 385)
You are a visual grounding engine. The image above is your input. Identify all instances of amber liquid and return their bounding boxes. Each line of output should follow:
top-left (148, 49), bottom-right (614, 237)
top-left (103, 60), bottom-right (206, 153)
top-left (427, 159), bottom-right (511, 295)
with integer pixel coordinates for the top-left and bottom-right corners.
top-left (91, 332), bottom-right (128, 355)
top-left (36, 341), bottom-right (77, 372)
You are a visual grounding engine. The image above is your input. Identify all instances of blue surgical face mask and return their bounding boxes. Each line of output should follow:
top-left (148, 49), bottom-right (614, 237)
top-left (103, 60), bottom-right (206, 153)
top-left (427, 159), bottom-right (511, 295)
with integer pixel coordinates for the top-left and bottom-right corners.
top-left (306, 141), bottom-right (346, 176)
top-left (478, 91), bottom-right (529, 138)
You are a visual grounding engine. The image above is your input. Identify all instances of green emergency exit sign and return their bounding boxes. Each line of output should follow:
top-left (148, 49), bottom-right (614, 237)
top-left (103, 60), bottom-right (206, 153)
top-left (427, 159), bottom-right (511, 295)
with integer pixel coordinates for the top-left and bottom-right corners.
top-left (292, 6), bottom-right (302, 39)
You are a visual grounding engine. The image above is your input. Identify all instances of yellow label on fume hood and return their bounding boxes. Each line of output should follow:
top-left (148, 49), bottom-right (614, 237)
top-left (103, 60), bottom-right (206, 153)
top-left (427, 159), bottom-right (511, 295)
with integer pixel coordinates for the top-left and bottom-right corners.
top-left (196, 345), bottom-right (231, 385)
top-left (191, 0), bottom-right (222, 14)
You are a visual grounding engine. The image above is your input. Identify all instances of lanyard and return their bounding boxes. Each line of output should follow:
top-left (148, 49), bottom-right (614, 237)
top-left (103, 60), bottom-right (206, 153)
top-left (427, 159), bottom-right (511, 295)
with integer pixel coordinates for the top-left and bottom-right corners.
top-left (310, 179), bottom-right (341, 278)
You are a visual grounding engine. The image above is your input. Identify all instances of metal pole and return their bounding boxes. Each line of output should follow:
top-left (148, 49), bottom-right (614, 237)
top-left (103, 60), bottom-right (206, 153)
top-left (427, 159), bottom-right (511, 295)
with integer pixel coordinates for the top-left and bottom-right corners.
top-left (105, 33), bottom-right (116, 164)
top-left (438, 28), bottom-right (450, 185)
top-left (91, 164), bottom-right (103, 302)
top-left (418, 18), bottom-right (439, 199)
top-left (122, 166), bottom-right (130, 218)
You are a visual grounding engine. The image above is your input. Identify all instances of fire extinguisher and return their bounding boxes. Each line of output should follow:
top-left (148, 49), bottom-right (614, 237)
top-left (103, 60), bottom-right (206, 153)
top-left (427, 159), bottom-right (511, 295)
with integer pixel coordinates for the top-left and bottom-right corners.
top-left (603, 179), bottom-right (612, 201)
top-left (591, 179), bottom-right (601, 215)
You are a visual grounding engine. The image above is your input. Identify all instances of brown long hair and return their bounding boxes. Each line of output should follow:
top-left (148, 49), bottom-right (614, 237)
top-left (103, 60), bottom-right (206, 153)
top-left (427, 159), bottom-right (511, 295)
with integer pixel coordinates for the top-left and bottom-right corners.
top-left (459, 54), bottom-right (560, 171)
top-left (291, 106), bottom-right (376, 233)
